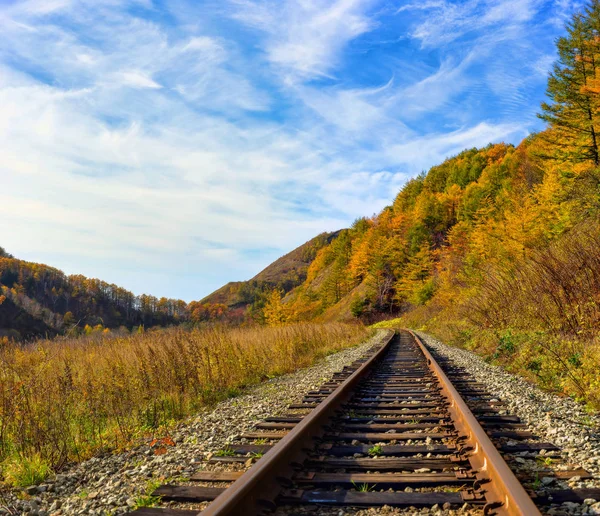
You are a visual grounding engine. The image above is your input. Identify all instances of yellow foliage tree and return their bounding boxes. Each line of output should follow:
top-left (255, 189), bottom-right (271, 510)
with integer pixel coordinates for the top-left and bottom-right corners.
top-left (263, 289), bottom-right (291, 326)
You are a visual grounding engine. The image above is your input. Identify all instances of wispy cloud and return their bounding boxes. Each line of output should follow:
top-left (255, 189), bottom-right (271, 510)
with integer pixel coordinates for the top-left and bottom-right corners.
top-left (230, 0), bottom-right (377, 81)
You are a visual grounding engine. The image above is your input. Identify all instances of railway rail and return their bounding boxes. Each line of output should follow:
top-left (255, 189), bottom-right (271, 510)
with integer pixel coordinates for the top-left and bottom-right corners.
top-left (130, 330), bottom-right (599, 515)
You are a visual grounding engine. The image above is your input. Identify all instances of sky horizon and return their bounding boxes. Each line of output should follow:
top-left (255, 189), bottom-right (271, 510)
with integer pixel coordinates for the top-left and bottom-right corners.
top-left (0, 0), bottom-right (583, 302)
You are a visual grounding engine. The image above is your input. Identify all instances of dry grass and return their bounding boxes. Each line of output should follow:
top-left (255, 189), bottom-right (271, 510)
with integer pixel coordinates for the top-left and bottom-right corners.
top-left (0, 322), bottom-right (369, 483)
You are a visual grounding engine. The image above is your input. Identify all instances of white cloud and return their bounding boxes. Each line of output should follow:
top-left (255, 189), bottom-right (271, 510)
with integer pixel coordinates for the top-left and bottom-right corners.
top-left (385, 122), bottom-right (525, 172)
top-left (0, 0), bottom-right (570, 300)
top-left (399, 0), bottom-right (541, 47)
top-left (119, 71), bottom-right (162, 89)
top-left (230, 0), bottom-right (376, 80)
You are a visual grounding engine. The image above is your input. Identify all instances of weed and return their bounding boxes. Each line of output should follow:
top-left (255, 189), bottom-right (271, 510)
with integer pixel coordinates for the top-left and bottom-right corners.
top-left (2, 454), bottom-right (52, 487)
top-left (352, 481), bottom-right (376, 492)
top-left (134, 479), bottom-right (162, 508)
top-left (368, 445), bottom-right (383, 457)
top-left (134, 494), bottom-right (160, 508)
top-left (532, 472), bottom-right (542, 490)
top-left (215, 447), bottom-right (236, 457)
top-left (253, 438), bottom-right (268, 445)
top-left (443, 484), bottom-right (467, 493)
top-left (0, 323), bottom-right (368, 472)
top-left (536, 456), bottom-right (554, 466)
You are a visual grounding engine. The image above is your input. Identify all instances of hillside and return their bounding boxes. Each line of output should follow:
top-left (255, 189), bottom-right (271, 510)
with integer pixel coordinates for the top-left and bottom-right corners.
top-left (199, 231), bottom-right (339, 319)
top-left (0, 251), bottom-right (189, 341)
top-left (0, 231), bottom-right (339, 340)
top-left (249, 131), bottom-right (599, 405)
top-left (230, 2), bottom-right (600, 406)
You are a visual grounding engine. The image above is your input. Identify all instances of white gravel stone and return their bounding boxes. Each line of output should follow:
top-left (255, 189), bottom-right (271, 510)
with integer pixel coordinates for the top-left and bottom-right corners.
top-left (417, 331), bottom-right (600, 516)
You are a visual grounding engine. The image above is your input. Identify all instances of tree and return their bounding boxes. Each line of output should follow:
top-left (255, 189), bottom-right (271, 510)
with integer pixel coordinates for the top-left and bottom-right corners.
top-left (262, 289), bottom-right (290, 326)
top-left (539, 5), bottom-right (600, 164)
top-left (63, 311), bottom-right (75, 326)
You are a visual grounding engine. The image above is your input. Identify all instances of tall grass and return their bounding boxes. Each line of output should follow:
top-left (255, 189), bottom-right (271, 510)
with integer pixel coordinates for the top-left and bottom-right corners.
top-left (0, 323), bottom-right (369, 481)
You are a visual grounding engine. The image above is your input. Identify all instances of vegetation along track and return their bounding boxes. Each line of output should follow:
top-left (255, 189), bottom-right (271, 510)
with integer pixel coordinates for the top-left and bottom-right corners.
top-left (129, 330), bottom-right (600, 515)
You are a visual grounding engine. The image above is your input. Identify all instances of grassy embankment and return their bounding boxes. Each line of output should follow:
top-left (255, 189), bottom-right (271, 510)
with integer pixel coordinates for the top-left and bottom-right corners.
top-left (0, 322), bottom-right (370, 486)
top-left (374, 219), bottom-right (600, 412)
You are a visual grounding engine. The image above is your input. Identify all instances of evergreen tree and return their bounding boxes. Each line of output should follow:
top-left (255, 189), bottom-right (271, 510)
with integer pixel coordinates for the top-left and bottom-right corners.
top-left (539, 4), bottom-right (600, 165)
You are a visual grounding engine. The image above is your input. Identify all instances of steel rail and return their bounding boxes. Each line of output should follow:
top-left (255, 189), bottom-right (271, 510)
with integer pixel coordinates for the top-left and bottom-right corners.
top-left (199, 329), bottom-right (396, 516)
top-left (409, 330), bottom-right (541, 516)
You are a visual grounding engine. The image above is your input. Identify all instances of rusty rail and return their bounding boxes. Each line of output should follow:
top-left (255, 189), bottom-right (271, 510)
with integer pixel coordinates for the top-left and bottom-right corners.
top-left (200, 329), bottom-right (395, 516)
top-left (409, 330), bottom-right (541, 516)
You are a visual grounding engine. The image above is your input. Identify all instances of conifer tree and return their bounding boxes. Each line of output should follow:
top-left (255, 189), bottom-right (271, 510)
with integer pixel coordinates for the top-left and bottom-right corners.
top-left (539, 4), bottom-right (600, 164)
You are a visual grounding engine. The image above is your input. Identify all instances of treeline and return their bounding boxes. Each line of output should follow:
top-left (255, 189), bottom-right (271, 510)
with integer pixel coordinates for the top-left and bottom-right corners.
top-left (0, 257), bottom-right (191, 338)
top-left (273, 142), bottom-right (534, 321)
top-left (198, 232), bottom-right (339, 323)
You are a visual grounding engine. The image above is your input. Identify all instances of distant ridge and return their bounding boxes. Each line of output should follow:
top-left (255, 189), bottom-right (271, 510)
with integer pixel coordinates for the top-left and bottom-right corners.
top-left (200, 231), bottom-right (340, 313)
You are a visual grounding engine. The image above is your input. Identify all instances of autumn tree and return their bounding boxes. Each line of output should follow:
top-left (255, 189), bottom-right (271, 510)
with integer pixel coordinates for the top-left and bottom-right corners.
top-left (262, 289), bottom-right (290, 326)
top-left (539, 4), bottom-right (600, 164)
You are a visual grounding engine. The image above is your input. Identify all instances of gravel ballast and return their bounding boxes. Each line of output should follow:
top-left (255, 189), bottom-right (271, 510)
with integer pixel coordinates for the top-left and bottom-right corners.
top-left (418, 331), bottom-right (600, 515)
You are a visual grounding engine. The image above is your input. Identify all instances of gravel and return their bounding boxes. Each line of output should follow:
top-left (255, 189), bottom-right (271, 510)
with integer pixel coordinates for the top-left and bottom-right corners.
top-left (0, 330), bottom-right (390, 516)
top-left (417, 331), bottom-right (600, 516)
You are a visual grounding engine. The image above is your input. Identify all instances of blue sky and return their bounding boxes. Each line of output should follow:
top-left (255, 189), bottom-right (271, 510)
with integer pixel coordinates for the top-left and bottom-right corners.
top-left (0, 0), bottom-right (582, 301)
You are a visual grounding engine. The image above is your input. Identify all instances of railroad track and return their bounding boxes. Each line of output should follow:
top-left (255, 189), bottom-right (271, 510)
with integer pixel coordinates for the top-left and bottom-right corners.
top-left (130, 330), bottom-right (599, 515)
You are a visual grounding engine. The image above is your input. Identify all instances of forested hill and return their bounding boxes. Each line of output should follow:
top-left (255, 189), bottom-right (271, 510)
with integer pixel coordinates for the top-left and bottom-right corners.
top-left (244, 0), bottom-right (600, 406)
top-left (199, 231), bottom-right (339, 320)
top-left (261, 137), bottom-right (598, 322)
top-left (0, 230), bottom-right (338, 340)
top-left (246, 1), bottom-right (600, 327)
top-left (0, 246), bottom-right (188, 341)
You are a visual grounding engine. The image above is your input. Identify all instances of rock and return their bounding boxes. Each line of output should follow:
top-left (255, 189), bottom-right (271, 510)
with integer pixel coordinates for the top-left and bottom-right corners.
top-left (25, 485), bottom-right (39, 495)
